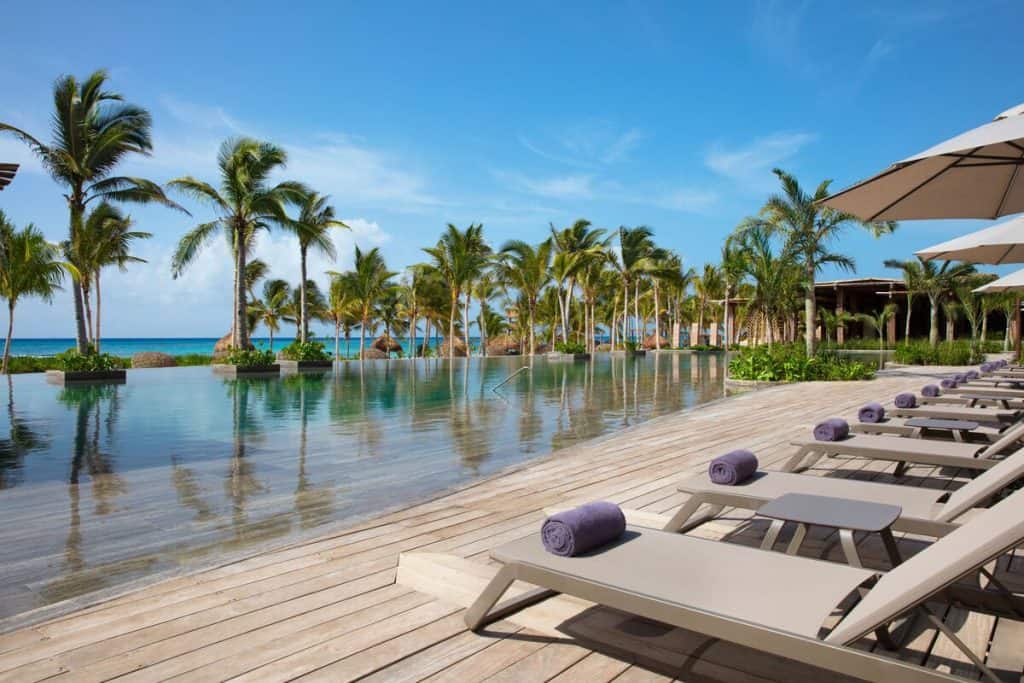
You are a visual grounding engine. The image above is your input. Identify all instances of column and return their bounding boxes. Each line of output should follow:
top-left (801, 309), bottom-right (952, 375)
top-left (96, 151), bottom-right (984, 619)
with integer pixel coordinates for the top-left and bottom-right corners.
top-left (836, 289), bottom-right (846, 345)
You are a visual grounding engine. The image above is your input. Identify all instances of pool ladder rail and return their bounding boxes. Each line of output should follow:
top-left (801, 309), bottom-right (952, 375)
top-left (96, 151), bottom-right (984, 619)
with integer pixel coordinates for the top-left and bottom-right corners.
top-left (492, 365), bottom-right (531, 393)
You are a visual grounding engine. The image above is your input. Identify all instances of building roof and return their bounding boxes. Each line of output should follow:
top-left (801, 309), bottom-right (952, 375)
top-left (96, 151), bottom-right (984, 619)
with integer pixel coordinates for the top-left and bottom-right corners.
top-left (814, 277), bottom-right (905, 290)
top-left (0, 164), bottom-right (18, 191)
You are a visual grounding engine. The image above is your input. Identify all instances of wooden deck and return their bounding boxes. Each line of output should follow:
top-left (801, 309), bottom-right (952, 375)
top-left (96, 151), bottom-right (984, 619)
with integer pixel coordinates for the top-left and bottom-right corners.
top-left (1, 369), bottom-right (1023, 682)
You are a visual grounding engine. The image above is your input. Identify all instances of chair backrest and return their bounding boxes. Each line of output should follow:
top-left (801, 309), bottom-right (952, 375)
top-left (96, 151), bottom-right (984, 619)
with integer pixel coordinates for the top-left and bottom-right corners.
top-left (978, 420), bottom-right (1024, 458)
top-left (826, 491), bottom-right (1024, 645)
top-left (938, 450), bottom-right (1024, 522)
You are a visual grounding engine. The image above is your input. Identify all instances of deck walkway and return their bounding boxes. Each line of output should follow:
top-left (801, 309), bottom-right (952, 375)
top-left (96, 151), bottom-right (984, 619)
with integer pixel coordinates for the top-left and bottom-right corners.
top-left (1, 370), bottom-right (1022, 681)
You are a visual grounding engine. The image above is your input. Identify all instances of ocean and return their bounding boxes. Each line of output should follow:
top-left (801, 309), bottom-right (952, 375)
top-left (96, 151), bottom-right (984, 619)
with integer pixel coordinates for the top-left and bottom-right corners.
top-left (4, 336), bottom-right (460, 357)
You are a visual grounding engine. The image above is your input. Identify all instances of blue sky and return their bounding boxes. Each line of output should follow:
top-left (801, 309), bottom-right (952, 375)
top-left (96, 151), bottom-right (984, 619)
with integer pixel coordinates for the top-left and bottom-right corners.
top-left (1, 0), bottom-right (1022, 337)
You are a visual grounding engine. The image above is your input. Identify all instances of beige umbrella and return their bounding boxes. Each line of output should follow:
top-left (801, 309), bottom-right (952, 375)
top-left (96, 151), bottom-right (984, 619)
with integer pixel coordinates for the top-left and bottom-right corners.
top-left (915, 215), bottom-right (1024, 264)
top-left (823, 103), bottom-right (1024, 221)
top-left (974, 267), bottom-right (1024, 293)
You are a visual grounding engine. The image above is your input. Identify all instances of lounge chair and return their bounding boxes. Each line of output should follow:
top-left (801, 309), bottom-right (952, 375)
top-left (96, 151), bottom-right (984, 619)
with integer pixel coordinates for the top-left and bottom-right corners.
top-left (665, 447), bottom-right (1024, 537)
top-left (851, 417), bottom-right (1002, 443)
top-left (891, 403), bottom-right (1020, 425)
top-left (466, 494), bottom-right (1024, 682)
top-left (920, 393), bottom-right (1024, 409)
top-left (782, 422), bottom-right (1024, 476)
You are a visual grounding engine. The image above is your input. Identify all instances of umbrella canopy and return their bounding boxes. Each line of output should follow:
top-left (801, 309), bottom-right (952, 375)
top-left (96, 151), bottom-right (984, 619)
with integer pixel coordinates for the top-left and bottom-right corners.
top-left (915, 215), bottom-right (1024, 264)
top-left (975, 267), bottom-right (1024, 293)
top-left (822, 103), bottom-right (1024, 221)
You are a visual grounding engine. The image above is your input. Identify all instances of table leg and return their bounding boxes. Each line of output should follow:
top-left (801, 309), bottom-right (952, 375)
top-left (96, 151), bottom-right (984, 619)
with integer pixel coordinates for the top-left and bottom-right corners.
top-left (952, 428), bottom-right (964, 442)
top-left (880, 529), bottom-right (904, 566)
top-left (760, 519), bottom-right (785, 551)
top-left (910, 427), bottom-right (923, 439)
top-left (785, 523), bottom-right (808, 555)
top-left (838, 529), bottom-right (863, 568)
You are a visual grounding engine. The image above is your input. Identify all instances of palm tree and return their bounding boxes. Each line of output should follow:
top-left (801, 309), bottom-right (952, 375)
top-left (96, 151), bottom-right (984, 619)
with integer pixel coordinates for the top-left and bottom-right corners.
top-left (169, 138), bottom-right (306, 349)
top-left (0, 213), bottom-right (67, 372)
top-left (614, 226), bottom-right (666, 343)
top-left (342, 246), bottom-right (395, 359)
top-left (731, 224), bottom-right (799, 347)
top-left (76, 203), bottom-right (151, 353)
top-left (888, 258), bottom-right (975, 347)
top-left (288, 192), bottom-right (347, 342)
top-left (719, 242), bottom-right (746, 348)
top-left (549, 219), bottom-right (607, 342)
top-left (693, 263), bottom-right (722, 346)
top-left (748, 168), bottom-right (896, 354)
top-left (882, 257), bottom-right (926, 341)
top-left (818, 308), bottom-right (855, 346)
top-left (473, 274), bottom-right (500, 356)
top-left (0, 70), bottom-right (181, 352)
top-left (248, 279), bottom-right (291, 351)
top-left (855, 304), bottom-right (897, 352)
top-left (324, 274), bottom-right (358, 360)
top-left (422, 223), bottom-right (489, 359)
top-left (496, 239), bottom-right (552, 355)
top-left (286, 280), bottom-right (326, 339)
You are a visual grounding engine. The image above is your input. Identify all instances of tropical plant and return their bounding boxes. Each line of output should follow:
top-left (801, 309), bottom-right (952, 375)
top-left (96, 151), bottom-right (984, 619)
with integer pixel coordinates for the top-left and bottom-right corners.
top-left (0, 213), bottom-right (68, 373)
top-left (421, 223), bottom-right (490, 358)
top-left (549, 219), bottom-right (607, 343)
top-left (744, 168), bottom-right (895, 355)
top-left (496, 239), bottom-right (552, 355)
top-left (728, 344), bottom-right (874, 382)
top-left (613, 226), bottom-right (666, 343)
top-left (288, 191), bottom-right (347, 341)
top-left (248, 279), bottom-right (291, 350)
top-left (0, 70), bottom-right (181, 351)
top-left (818, 308), bottom-right (856, 346)
top-left (854, 304), bottom-right (897, 351)
top-left (169, 137), bottom-right (306, 349)
top-left (882, 257), bottom-right (924, 340)
top-left (729, 224), bottom-right (799, 347)
top-left (955, 274), bottom-right (998, 343)
top-left (884, 257), bottom-right (974, 347)
top-left (324, 274), bottom-right (358, 360)
top-left (224, 347), bottom-right (276, 367)
top-left (54, 347), bottom-right (121, 372)
top-left (280, 340), bottom-right (331, 362)
top-left (340, 246), bottom-right (395, 359)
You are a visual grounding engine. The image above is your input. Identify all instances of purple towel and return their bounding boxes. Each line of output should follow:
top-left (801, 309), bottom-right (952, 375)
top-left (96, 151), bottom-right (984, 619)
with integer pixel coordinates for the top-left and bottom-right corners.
top-left (998, 359), bottom-right (1008, 368)
top-left (940, 378), bottom-right (958, 390)
top-left (922, 384), bottom-right (940, 397)
top-left (954, 373), bottom-right (968, 384)
top-left (708, 450), bottom-right (759, 485)
top-left (541, 502), bottom-right (626, 557)
top-left (813, 417), bottom-right (850, 442)
top-left (980, 362), bottom-right (993, 373)
top-left (857, 402), bottom-right (886, 424)
top-left (894, 393), bottom-right (917, 409)
top-left (966, 370), bottom-right (980, 380)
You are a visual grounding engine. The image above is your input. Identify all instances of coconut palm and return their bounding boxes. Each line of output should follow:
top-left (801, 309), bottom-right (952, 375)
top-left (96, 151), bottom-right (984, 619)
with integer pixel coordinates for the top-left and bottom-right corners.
top-left (855, 304), bottom-right (897, 352)
top-left (887, 257), bottom-right (975, 347)
top-left (549, 219), bottom-right (607, 342)
top-left (473, 274), bottom-right (500, 356)
top-left (496, 239), bottom-right (552, 356)
top-left (324, 274), bottom-right (358, 360)
top-left (0, 70), bottom-right (181, 352)
top-left (731, 224), bottom-right (798, 347)
top-left (286, 279), bottom-right (327, 340)
top-left (422, 223), bottom-right (489, 359)
top-left (288, 192), bottom-right (347, 342)
top-left (169, 138), bottom-right (306, 349)
top-left (614, 226), bottom-right (666, 343)
top-left (74, 203), bottom-right (151, 353)
top-left (818, 308), bottom-right (855, 346)
top-left (248, 279), bottom-right (291, 351)
top-left (693, 263), bottom-right (722, 346)
top-left (0, 213), bottom-right (67, 372)
top-left (341, 246), bottom-right (395, 359)
top-left (719, 242), bottom-right (746, 347)
top-left (954, 274), bottom-right (997, 343)
top-left (881, 257), bottom-right (926, 341)
top-left (746, 168), bottom-right (896, 354)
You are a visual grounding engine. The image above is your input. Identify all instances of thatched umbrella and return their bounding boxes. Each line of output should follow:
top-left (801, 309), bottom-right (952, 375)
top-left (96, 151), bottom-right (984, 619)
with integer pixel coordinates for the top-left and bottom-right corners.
top-left (373, 334), bottom-right (403, 356)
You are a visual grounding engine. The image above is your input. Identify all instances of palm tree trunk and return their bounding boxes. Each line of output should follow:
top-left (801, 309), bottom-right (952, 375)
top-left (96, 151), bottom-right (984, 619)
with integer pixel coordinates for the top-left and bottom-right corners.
top-left (653, 283), bottom-right (660, 350)
top-left (82, 283), bottom-right (94, 346)
top-left (69, 200), bottom-right (89, 354)
top-left (268, 326), bottom-right (274, 351)
top-left (410, 312), bottom-right (417, 359)
top-left (299, 246), bottom-right (308, 343)
top-left (905, 294), bottom-right (913, 341)
top-left (3, 301), bottom-right (14, 374)
top-left (804, 266), bottom-right (817, 355)
top-left (345, 329), bottom-right (351, 358)
top-left (463, 294), bottom-right (472, 356)
top-left (449, 293), bottom-right (458, 359)
top-left (95, 274), bottom-right (102, 354)
top-left (234, 229), bottom-right (249, 348)
top-left (359, 314), bottom-right (367, 360)
top-left (633, 281), bottom-right (640, 343)
top-left (929, 296), bottom-right (940, 347)
top-left (334, 322), bottom-right (340, 360)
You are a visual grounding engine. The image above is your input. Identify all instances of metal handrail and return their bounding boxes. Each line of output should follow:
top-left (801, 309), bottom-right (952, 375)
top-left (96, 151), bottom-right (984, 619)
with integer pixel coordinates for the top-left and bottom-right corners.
top-left (492, 365), bottom-right (531, 392)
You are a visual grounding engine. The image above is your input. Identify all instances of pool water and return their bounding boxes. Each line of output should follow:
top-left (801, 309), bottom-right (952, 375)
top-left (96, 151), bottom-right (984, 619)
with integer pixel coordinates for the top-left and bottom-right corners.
top-left (0, 353), bottom-right (725, 620)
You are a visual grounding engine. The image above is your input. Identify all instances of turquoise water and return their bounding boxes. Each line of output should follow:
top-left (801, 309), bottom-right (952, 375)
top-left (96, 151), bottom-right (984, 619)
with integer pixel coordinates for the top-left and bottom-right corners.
top-left (0, 353), bottom-right (725, 619)
top-left (4, 336), bottom-right (458, 357)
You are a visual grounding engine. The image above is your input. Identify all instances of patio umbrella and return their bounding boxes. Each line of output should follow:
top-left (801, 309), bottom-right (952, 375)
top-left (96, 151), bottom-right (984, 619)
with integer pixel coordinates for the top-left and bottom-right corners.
top-left (915, 215), bottom-right (1024, 264)
top-left (974, 267), bottom-right (1024, 293)
top-left (822, 103), bottom-right (1024, 221)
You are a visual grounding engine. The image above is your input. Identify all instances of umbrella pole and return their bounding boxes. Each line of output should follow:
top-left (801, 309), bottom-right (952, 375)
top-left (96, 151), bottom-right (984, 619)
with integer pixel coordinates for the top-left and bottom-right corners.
top-left (1017, 296), bottom-right (1022, 363)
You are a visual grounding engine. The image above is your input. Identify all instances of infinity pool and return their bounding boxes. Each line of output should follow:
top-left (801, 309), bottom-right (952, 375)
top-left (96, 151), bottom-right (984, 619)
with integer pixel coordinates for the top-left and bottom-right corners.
top-left (0, 353), bottom-right (726, 620)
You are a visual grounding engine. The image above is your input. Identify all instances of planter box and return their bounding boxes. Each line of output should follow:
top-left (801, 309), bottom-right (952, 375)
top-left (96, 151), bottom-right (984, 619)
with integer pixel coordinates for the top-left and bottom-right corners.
top-left (278, 359), bottom-right (333, 371)
top-left (546, 352), bottom-right (591, 362)
top-left (211, 363), bottom-right (280, 377)
top-left (610, 350), bottom-right (647, 357)
top-left (46, 369), bottom-right (126, 385)
top-left (724, 377), bottom-right (787, 390)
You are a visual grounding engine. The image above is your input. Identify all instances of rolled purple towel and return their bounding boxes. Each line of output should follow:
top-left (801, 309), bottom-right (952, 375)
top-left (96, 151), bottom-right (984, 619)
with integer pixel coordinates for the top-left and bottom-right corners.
top-left (922, 384), bottom-right (940, 397)
top-left (813, 417), bottom-right (850, 442)
top-left (940, 378), bottom-right (959, 390)
top-left (708, 450), bottom-right (759, 485)
top-left (953, 373), bottom-right (968, 384)
top-left (998, 359), bottom-right (1008, 368)
top-left (894, 393), bottom-right (917, 409)
top-left (980, 362), bottom-right (993, 373)
top-left (857, 402), bottom-right (885, 424)
top-left (541, 501), bottom-right (626, 557)
top-left (966, 370), bottom-right (980, 380)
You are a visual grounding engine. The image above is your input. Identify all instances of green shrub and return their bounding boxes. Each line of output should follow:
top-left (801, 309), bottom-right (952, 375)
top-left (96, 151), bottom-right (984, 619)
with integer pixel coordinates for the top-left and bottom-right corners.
top-left (174, 354), bottom-right (213, 366)
top-left (554, 341), bottom-right (586, 354)
top-left (688, 344), bottom-right (723, 352)
top-left (280, 340), bottom-right (331, 361)
top-left (623, 340), bottom-right (639, 352)
top-left (728, 344), bottom-right (874, 382)
top-left (54, 347), bottom-right (123, 372)
top-left (893, 340), bottom-right (983, 366)
top-left (6, 356), bottom-right (58, 373)
top-left (224, 347), bottom-right (276, 367)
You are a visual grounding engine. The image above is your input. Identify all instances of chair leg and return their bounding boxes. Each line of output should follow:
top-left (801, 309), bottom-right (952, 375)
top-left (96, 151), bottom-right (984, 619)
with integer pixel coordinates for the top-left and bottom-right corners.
top-left (781, 445), bottom-right (820, 473)
top-left (663, 495), bottom-right (724, 533)
top-left (464, 565), bottom-right (556, 631)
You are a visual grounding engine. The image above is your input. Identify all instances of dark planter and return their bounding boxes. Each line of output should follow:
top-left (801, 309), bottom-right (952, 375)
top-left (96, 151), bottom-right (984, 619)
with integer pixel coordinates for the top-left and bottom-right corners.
top-left (546, 352), bottom-right (591, 361)
top-left (611, 349), bottom-right (647, 357)
top-left (211, 363), bottom-right (281, 377)
top-left (46, 369), bottom-right (126, 385)
top-left (278, 359), bottom-right (333, 371)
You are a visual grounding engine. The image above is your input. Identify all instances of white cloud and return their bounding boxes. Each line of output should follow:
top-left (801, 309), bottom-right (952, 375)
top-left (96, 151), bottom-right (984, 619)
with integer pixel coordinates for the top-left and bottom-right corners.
top-left (520, 122), bottom-right (646, 167)
top-left (705, 132), bottom-right (818, 191)
top-left (494, 171), bottom-right (596, 200)
top-left (601, 128), bottom-right (645, 164)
